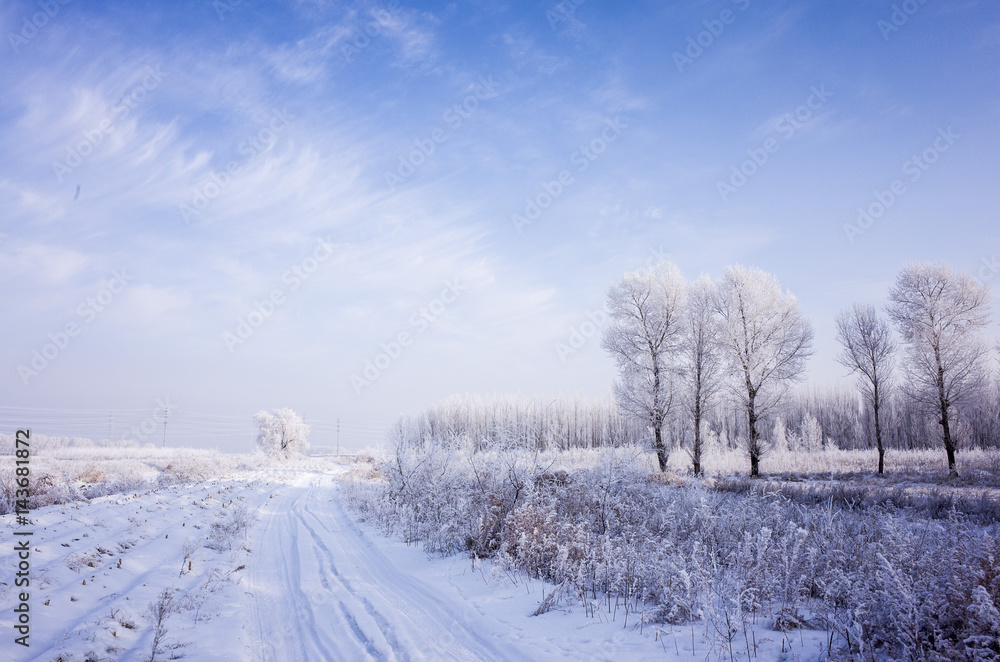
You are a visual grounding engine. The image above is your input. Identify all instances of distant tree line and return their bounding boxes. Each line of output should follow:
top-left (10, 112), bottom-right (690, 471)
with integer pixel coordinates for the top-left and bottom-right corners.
top-left (390, 395), bottom-right (647, 452)
top-left (392, 261), bottom-right (995, 477)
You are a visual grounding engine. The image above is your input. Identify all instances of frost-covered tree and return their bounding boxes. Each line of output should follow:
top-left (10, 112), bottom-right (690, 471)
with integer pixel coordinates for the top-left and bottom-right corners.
top-left (800, 413), bottom-right (823, 453)
top-left (887, 263), bottom-right (992, 476)
top-left (254, 408), bottom-right (310, 459)
top-left (835, 303), bottom-right (896, 474)
top-left (602, 262), bottom-right (687, 471)
top-left (772, 417), bottom-right (788, 454)
top-left (713, 265), bottom-right (814, 477)
top-left (684, 275), bottom-right (721, 475)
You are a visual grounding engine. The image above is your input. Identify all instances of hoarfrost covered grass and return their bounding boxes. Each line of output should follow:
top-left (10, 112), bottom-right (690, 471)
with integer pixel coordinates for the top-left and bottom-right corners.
top-left (668, 445), bottom-right (1000, 483)
top-left (0, 476), bottom-right (268, 660)
top-left (343, 441), bottom-right (1000, 661)
top-left (0, 434), bottom-right (263, 515)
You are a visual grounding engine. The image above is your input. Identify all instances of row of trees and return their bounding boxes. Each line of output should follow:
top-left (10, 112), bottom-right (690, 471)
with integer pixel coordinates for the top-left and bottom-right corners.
top-left (603, 264), bottom-right (814, 477)
top-left (602, 261), bottom-right (994, 477)
top-left (389, 395), bottom-right (648, 451)
top-left (387, 382), bottom-right (1000, 462)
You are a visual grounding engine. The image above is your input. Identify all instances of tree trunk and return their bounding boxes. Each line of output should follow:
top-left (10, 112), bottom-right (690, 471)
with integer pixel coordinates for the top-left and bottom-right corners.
top-left (873, 387), bottom-right (884, 475)
top-left (693, 391), bottom-right (703, 476)
top-left (936, 361), bottom-right (958, 477)
top-left (941, 405), bottom-right (958, 477)
top-left (747, 392), bottom-right (760, 478)
top-left (654, 425), bottom-right (667, 472)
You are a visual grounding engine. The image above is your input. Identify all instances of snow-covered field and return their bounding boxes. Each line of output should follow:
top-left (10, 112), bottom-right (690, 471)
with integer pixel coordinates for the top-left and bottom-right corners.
top-left (2, 455), bottom-right (831, 661)
top-left (8, 445), bottom-right (1000, 661)
top-left (0, 468), bottom-right (265, 661)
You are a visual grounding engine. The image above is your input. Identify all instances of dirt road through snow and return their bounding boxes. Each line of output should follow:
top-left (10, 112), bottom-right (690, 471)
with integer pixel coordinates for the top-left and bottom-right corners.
top-left (243, 466), bottom-right (525, 662)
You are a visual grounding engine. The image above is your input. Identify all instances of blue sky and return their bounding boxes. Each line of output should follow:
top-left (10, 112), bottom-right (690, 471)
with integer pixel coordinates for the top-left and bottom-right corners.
top-left (1, 0), bottom-right (998, 451)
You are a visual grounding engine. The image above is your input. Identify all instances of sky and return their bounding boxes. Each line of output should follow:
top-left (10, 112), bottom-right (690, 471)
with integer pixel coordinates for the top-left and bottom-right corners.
top-left (1, 0), bottom-right (998, 452)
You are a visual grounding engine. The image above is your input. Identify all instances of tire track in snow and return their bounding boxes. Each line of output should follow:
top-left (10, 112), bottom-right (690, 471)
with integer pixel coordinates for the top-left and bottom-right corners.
top-left (245, 470), bottom-right (526, 661)
top-left (248, 486), bottom-right (354, 661)
top-left (292, 496), bottom-right (386, 660)
top-left (304, 479), bottom-right (521, 661)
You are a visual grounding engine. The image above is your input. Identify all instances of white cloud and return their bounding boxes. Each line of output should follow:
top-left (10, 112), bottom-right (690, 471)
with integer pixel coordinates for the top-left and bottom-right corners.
top-left (0, 242), bottom-right (90, 285)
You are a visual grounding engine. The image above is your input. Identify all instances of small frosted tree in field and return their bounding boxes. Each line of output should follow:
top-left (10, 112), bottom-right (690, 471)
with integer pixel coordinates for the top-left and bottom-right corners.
top-left (255, 408), bottom-right (310, 459)
top-left (772, 417), bottom-right (788, 454)
top-left (602, 262), bottom-right (687, 472)
top-left (835, 303), bottom-right (896, 474)
top-left (683, 275), bottom-right (721, 475)
top-left (800, 413), bottom-right (823, 453)
top-left (713, 265), bottom-right (814, 478)
top-left (887, 262), bottom-right (991, 476)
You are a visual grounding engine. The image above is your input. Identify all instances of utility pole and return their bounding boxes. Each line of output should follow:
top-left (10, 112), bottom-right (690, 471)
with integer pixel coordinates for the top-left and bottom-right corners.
top-left (108, 412), bottom-right (114, 440)
top-left (162, 406), bottom-right (169, 448)
top-left (336, 418), bottom-right (340, 456)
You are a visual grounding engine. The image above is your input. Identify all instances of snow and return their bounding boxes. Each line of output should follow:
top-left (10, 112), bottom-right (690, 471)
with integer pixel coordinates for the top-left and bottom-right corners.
top-left (1, 456), bottom-right (828, 661)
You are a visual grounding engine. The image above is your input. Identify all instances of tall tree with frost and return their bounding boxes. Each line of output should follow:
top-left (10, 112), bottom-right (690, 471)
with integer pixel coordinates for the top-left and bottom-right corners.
top-left (886, 262), bottom-right (991, 476)
top-left (684, 275), bottom-right (721, 475)
top-left (835, 303), bottom-right (896, 474)
top-left (255, 408), bottom-right (310, 459)
top-left (602, 262), bottom-right (686, 472)
top-left (713, 265), bottom-right (813, 478)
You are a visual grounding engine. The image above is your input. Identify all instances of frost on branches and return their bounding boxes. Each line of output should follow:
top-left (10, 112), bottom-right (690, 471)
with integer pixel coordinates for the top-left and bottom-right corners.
top-left (601, 262), bottom-right (686, 472)
top-left (713, 265), bottom-right (814, 478)
top-left (887, 262), bottom-right (992, 477)
top-left (254, 408), bottom-right (310, 459)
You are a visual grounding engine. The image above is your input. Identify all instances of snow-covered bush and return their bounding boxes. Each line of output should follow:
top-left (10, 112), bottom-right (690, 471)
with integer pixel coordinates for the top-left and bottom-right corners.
top-left (206, 502), bottom-right (254, 551)
top-left (345, 441), bottom-right (1000, 660)
top-left (0, 448), bottom-right (250, 515)
top-left (254, 408), bottom-right (310, 459)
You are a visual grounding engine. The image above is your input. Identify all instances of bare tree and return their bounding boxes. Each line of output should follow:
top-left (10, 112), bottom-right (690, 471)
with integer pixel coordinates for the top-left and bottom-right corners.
top-left (835, 303), bottom-right (896, 474)
top-left (684, 275), bottom-right (721, 475)
top-left (887, 262), bottom-right (991, 476)
top-left (254, 408), bottom-right (310, 459)
top-left (602, 262), bottom-right (687, 472)
top-left (713, 265), bottom-right (814, 478)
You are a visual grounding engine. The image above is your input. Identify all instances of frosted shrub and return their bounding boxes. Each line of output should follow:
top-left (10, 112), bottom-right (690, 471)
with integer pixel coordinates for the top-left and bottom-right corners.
top-left (0, 467), bottom-right (82, 513)
top-left (206, 503), bottom-right (254, 552)
top-left (346, 442), bottom-right (1000, 660)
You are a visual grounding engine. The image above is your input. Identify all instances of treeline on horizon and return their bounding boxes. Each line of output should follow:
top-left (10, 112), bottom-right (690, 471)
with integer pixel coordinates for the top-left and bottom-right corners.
top-left (392, 261), bottom-right (998, 476)
top-left (390, 386), bottom-right (1000, 454)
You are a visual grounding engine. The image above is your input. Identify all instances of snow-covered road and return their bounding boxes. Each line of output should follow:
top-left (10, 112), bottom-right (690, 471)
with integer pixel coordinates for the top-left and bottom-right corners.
top-left (0, 457), bottom-right (687, 661)
top-left (244, 469), bottom-right (524, 662)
